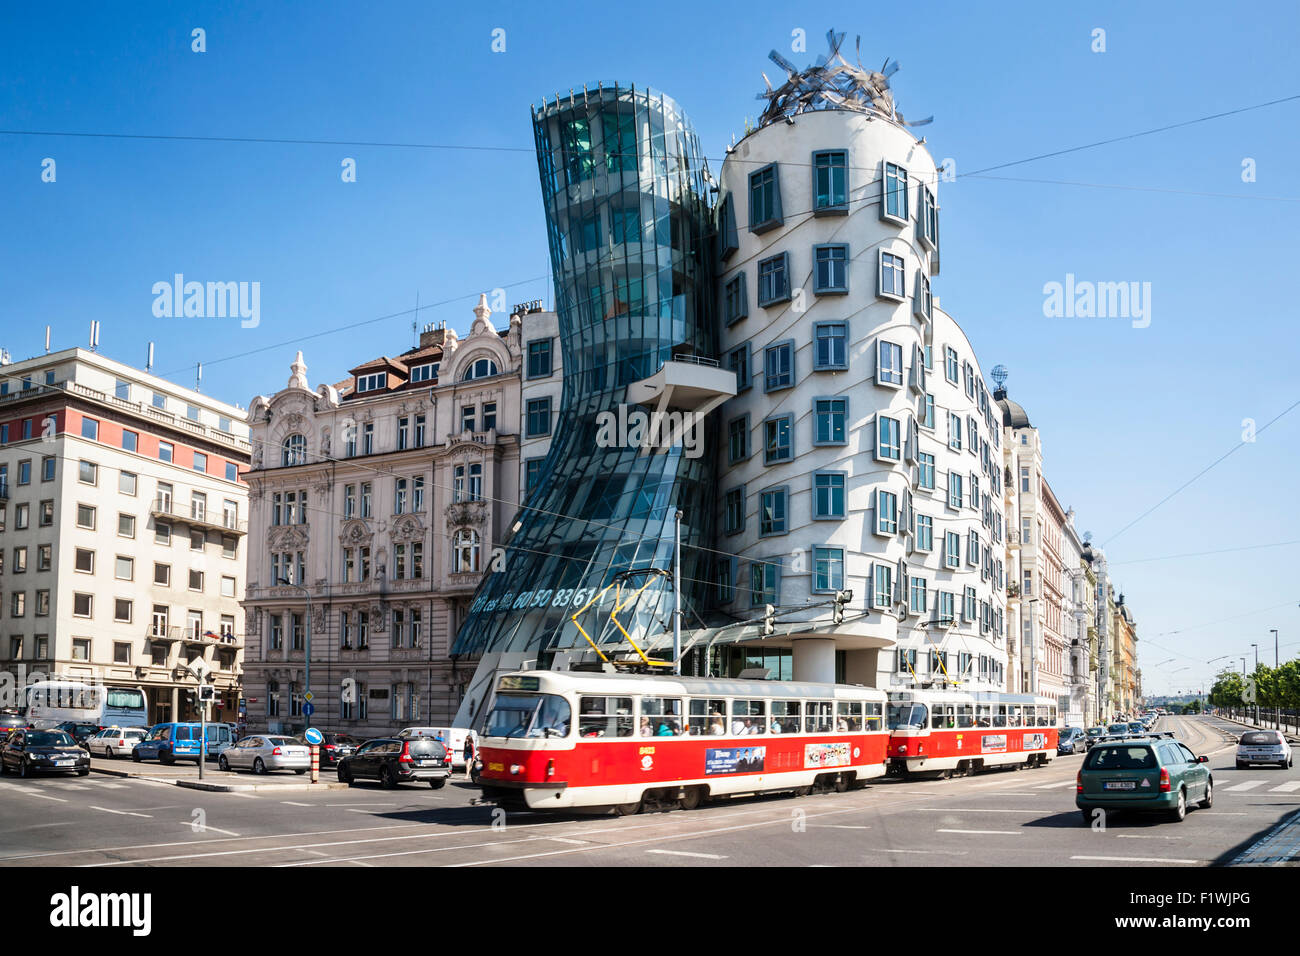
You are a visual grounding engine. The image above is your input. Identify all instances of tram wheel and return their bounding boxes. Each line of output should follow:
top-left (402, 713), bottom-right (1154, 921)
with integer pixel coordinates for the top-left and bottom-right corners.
top-left (938, 769), bottom-right (953, 780)
top-left (833, 774), bottom-right (850, 793)
top-left (614, 800), bottom-right (642, 816)
top-left (680, 787), bottom-right (704, 811)
top-left (792, 786), bottom-right (812, 797)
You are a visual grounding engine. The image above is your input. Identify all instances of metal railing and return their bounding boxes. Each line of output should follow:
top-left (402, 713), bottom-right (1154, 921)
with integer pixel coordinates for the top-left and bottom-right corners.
top-left (150, 496), bottom-right (248, 534)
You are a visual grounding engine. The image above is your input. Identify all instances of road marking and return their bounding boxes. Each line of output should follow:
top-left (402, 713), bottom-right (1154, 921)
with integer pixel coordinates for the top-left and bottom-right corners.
top-left (1035, 781), bottom-right (1077, 789)
top-left (868, 848), bottom-right (969, 856)
top-left (281, 801), bottom-right (313, 807)
top-left (188, 825), bottom-right (241, 837)
top-left (1224, 781), bottom-right (1264, 792)
top-left (58, 784), bottom-right (91, 791)
top-left (89, 806), bottom-right (152, 818)
top-left (936, 828), bottom-right (1020, 835)
top-left (1117, 834), bottom-right (1184, 840)
top-left (13, 789), bottom-right (67, 802)
top-left (815, 824), bottom-right (872, 829)
top-left (1071, 854), bottom-right (1200, 865)
top-left (647, 849), bottom-right (727, 860)
top-left (97, 783), bottom-right (128, 790)
top-left (1271, 781), bottom-right (1300, 793)
top-left (915, 808), bottom-right (1039, 813)
top-left (548, 837), bottom-right (588, 845)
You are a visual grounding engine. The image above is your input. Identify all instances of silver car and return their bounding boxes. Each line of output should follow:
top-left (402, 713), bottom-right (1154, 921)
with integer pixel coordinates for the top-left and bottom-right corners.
top-left (1236, 730), bottom-right (1293, 769)
top-left (218, 734), bottom-right (310, 774)
top-left (86, 726), bottom-right (149, 758)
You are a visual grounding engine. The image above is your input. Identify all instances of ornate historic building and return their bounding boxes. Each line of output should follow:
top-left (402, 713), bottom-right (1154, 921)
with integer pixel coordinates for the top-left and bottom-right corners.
top-left (241, 297), bottom-right (546, 736)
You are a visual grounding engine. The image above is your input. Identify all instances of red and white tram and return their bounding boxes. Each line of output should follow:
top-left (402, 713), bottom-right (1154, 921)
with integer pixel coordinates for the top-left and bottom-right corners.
top-left (887, 690), bottom-right (1060, 777)
top-left (477, 670), bottom-right (890, 813)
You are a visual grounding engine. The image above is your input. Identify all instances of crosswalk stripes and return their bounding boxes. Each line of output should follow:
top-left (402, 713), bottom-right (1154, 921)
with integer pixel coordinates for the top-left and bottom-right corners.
top-left (1269, 780), bottom-right (1300, 792)
top-left (1222, 780), bottom-right (1265, 793)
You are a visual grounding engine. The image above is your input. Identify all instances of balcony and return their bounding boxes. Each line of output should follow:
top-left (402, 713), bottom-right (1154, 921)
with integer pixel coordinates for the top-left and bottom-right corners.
top-left (144, 626), bottom-right (242, 648)
top-left (626, 357), bottom-right (737, 419)
top-left (150, 497), bottom-right (248, 535)
top-left (1006, 530), bottom-right (1021, 549)
top-left (63, 380), bottom-right (250, 454)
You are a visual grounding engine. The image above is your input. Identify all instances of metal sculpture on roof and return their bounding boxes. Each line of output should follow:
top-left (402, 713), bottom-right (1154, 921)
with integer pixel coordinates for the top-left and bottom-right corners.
top-left (756, 29), bottom-right (933, 130)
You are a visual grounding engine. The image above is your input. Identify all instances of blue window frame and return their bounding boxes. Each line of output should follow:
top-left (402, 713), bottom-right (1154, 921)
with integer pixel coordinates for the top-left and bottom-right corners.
top-left (726, 342), bottom-right (751, 391)
top-left (813, 472), bottom-right (846, 519)
top-left (757, 252), bottom-right (791, 306)
top-left (876, 415), bottom-right (901, 461)
top-left (814, 398), bottom-right (847, 445)
top-left (883, 162), bottom-right (909, 221)
top-left (916, 514), bottom-right (933, 552)
top-left (81, 418), bottom-right (99, 441)
top-left (525, 397), bottom-right (552, 438)
top-left (813, 547), bottom-right (844, 592)
top-left (812, 150), bottom-right (848, 213)
top-left (748, 163), bottom-right (783, 233)
top-left (526, 339), bottom-right (553, 379)
top-left (724, 273), bottom-right (748, 325)
top-left (918, 452), bottom-right (935, 489)
top-left (764, 340), bottom-right (794, 392)
top-left (813, 321), bottom-right (848, 370)
top-left (813, 244), bottom-right (849, 293)
top-left (764, 415), bottom-right (793, 463)
top-left (727, 415), bottom-right (750, 464)
top-left (724, 486), bottom-right (746, 535)
top-left (749, 559), bottom-right (780, 607)
top-left (759, 486), bottom-right (789, 536)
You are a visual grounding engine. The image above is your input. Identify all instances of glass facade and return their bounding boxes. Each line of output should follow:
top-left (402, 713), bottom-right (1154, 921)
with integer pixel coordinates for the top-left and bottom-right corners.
top-left (452, 84), bottom-right (717, 659)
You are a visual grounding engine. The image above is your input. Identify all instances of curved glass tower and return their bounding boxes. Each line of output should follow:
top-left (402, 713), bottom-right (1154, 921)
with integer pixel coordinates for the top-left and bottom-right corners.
top-left (452, 85), bottom-right (718, 660)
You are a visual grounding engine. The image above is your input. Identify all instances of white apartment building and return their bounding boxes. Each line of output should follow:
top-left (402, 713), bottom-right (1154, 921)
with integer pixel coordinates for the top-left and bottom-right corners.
top-left (241, 296), bottom-right (549, 736)
top-left (517, 302), bottom-right (562, 500)
top-left (0, 348), bottom-right (250, 722)
top-left (711, 104), bottom-right (1008, 690)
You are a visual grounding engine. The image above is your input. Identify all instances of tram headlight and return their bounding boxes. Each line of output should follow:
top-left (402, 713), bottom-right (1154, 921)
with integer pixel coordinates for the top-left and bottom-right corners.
top-left (509, 764), bottom-right (524, 776)
top-left (897, 744), bottom-right (908, 755)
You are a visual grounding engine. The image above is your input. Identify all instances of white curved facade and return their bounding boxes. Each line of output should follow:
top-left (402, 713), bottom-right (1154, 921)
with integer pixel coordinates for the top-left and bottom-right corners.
top-left (713, 108), bottom-right (1007, 691)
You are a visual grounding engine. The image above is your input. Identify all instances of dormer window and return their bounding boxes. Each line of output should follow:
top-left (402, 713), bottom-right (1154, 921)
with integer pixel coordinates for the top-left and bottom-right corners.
top-left (409, 363), bottom-right (439, 383)
top-left (461, 358), bottom-right (498, 382)
top-left (356, 372), bottom-right (386, 392)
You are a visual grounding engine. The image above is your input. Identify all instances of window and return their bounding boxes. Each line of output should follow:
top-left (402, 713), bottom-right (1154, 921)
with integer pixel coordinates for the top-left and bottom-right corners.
top-left (461, 405), bottom-right (476, 434)
top-left (482, 402), bottom-right (498, 432)
top-left (1020, 466), bottom-right (1031, 493)
top-left (189, 570), bottom-right (204, 592)
top-left (916, 514), bottom-right (933, 552)
top-left (360, 482), bottom-right (372, 518)
top-left (919, 184), bottom-right (939, 249)
top-left (813, 322), bottom-right (848, 370)
top-left (718, 193), bottom-right (739, 259)
top-left (39, 500), bottom-right (53, 526)
top-left (453, 529), bottom-right (481, 573)
top-left (724, 486), bottom-right (745, 535)
top-left (757, 253), bottom-right (790, 306)
top-left (948, 412), bottom-right (962, 452)
top-left (944, 347), bottom-right (959, 383)
top-left (883, 162), bottom-right (909, 222)
top-left (461, 358), bottom-right (499, 381)
top-left (873, 564), bottom-right (893, 609)
top-left (453, 463), bottom-right (483, 503)
top-left (945, 532), bottom-right (961, 569)
top-left (749, 560), bottom-right (779, 607)
top-left (526, 397), bottom-right (552, 438)
top-left (525, 458), bottom-right (545, 494)
top-left (748, 163), bottom-right (782, 232)
top-left (356, 372), bottom-right (386, 392)
top-left (949, 473), bottom-right (964, 509)
top-left (15, 503), bottom-right (29, 529)
top-left (12, 547), bottom-right (26, 572)
top-left (812, 150), bottom-right (848, 212)
top-left (36, 590), bottom-right (49, 616)
top-left (221, 575), bottom-right (236, 598)
top-left (121, 430), bottom-right (138, 453)
top-left (764, 341), bottom-right (794, 391)
top-left (921, 393), bottom-right (935, 429)
top-left (915, 272), bottom-right (933, 321)
top-left (727, 416), bottom-right (749, 464)
top-left (716, 558), bottom-right (736, 604)
top-left (726, 343), bottom-right (750, 391)
top-left (119, 470), bottom-right (137, 495)
top-left (42, 456), bottom-right (55, 481)
top-left (759, 487), bottom-right (788, 536)
top-left (813, 244), bottom-right (848, 293)
top-left (37, 544), bottom-right (51, 571)
top-left (814, 547), bottom-right (844, 592)
top-left (876, 340), bottom-right (903, 387)
top-left (73, 593), bottom-right (93, 618)
top-left (79, 460), bottom-right (98, 485)
top-left (813, 472), bottom-right (845, 519)
top-left (81, 417), bottom-right (99, 440)
top-left (158, 441), bottom-right (173, 463)
top-left (362, 422), bottom-right (374, 455)
top-left (186, 404), bottom-right (200, 422)
top-left (1021, 517), bottom-right (1032, 543)
top-left (282, 434), bottom-right (306, 466)
top-left (875, 489), bottom-right (898, 535)
top-left (414, 414), bottom-right (427, 447)
top-left (918, 452), bottom-right (935, 489)
top-left (10, 592), bottom-right (26, 617)
top-left (114, 554), bottom-right (134, 580)
top-left (878, 250), bottom-right (905, 299)
top-left (115, 600), bottom-right (133, 625)
top-left (526, 339), bottom-right (553, 379)
top-left (76, 503), bottom-right (96, 529)
top-left (17, 460), bottom-right (30, 485)
top-left (910, 576), bottom-right (928, 615)
top-left (190, 529), bottom-right (205, 552)
top-left (876, 415), bottom-right (901, 461)
top-left (964, 587), bottom-right (978, 622)
top-left (764, 415), bottom-right (792, 463)
top-left (155, 522), bottom-right (171, 545)
top-left (409, 363), bottom-right (437, 383)
top-left (724, 274), bottom-right (749, 329)
top-left (814, 398), bottom-right (847, 445)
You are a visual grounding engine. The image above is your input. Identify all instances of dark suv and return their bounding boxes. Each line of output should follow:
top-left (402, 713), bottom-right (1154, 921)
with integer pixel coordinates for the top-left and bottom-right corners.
top-left (337, 737), bottom-right (450, 789)
top-left (318, 732), bottom-right (363, 767)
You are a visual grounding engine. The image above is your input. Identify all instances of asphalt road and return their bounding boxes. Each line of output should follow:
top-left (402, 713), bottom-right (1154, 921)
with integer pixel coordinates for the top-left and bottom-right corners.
top-left (2, 716), bottom-right (1296, 867)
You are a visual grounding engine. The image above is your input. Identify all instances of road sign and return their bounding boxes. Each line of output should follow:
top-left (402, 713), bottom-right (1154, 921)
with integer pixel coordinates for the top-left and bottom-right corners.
top-left (188, 657), bottom-right (212, 681)
top-left (303, 727), bottom-right (323, 745)
top-left (303, 701), bottom-right (315, 717)
top-left (304, 691), bottom-right (314, 703)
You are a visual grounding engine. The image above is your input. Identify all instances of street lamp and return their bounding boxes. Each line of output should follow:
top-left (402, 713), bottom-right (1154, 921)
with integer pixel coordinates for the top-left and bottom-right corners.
top-left (278, 577), bottom-right (312, 729)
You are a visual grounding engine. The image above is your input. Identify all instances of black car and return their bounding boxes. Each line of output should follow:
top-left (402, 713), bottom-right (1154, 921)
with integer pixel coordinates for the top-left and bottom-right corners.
top-left (337, 737), bottom-right (450, 789)
top-left (318, 732), bottom-right (363, 766)
top-left (53, 721), bottom-right (103, 746)
top-left (0, 712), bottom-right (29, 738)
top-left (0, 729), bottom-right (91, 778)
top-left (1057, 727), bottom-right (1087, 755)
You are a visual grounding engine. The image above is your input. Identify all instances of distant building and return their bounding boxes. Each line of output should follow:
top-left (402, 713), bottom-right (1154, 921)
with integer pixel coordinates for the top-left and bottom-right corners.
top-left (0, 348), bottom-right (250, 723)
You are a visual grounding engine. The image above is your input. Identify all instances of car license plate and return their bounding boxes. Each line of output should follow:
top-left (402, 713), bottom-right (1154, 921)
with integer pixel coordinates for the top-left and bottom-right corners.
top-left (416, 759), bottom-right (433, 766)
top-left (1104, 781), bottom-right (1136, 790)
top-left (55, 760), bottom-right (73, 767)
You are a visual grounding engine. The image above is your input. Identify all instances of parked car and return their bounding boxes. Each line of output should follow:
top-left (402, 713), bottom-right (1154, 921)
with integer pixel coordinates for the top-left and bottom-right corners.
top-left (317, 732), bottom-right (363, 767)
top-left (1127, 721), bottom-right (1145, 737)
top-left (1236, 730), bottom-right (1293, 769)
top-left (0, 711), bottom-right (29, 738)
top-left (1084, 726), bottom-right (1108, 750)
top-left (52, 721), bottom-right (104, 746)
top-left (86, 726), bottom-right (150, 759)
top-left (398, 726), bottom-right (473, 770)
top-left (1077, 738), bottom-right (1212, 824)
top-left (132, 722), bottom-right (234, 764)
top-left (218, 735), bottom-right (310, 774)
top-left (337, 736), bottom-right (450, 788)
top-left (0, 729), bottom-right (90, 778)
top-left (1057, 727), bottom-right (1087, 755)
top-left (1105, 722), bottom-right (1132, 741)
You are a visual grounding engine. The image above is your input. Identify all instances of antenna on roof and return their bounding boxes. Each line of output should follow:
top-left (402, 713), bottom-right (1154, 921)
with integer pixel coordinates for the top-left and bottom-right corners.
top-left (89, 320), bottom-right (100, 352)
top-left (146, 341), bottom-right (154, 371)
top-left (195, 362), bottom-right (202, 392)
top-left (44, 325), bottom-right (51, 353)
top-left (413, 291), bottom-right (420, 347)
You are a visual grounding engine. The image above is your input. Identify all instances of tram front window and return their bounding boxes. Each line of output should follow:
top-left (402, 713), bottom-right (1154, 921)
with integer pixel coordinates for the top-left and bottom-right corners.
top-left (484, 694), bottom-right (571, 738)
top-left (886, 703), bottom-right (928, 730)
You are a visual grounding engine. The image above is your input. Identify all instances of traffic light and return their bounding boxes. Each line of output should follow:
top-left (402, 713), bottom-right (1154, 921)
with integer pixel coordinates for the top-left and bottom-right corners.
top-left (198, 684), bottom-right (216, 703)
top-left (832, 589), bottom-right (853, 625)
top-left (762, 604), bottom-right (776, 637)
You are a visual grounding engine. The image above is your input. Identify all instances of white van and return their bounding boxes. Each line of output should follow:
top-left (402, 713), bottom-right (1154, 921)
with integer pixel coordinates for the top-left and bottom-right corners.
top-left (396, 726), bottom-right (474, 770)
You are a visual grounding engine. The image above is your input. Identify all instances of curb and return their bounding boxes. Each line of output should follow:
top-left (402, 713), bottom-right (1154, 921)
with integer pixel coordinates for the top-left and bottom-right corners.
top-left (174, 780), bottom-right (350, 793)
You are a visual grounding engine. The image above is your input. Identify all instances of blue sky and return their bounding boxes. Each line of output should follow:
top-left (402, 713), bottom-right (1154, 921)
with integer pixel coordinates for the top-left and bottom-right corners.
top-left (3, 1), bottom-right (1298, 694)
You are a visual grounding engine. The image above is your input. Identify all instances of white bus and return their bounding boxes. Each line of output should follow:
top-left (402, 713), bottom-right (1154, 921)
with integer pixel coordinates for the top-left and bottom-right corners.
top-left (23, 680), bottom-right (148, 730)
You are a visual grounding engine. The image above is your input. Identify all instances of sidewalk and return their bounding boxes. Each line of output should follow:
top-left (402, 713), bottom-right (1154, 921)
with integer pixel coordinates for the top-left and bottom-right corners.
top-left (89, 758), bottom-right (348, 793)
top-left (1213, 713), bottom-right (1300, 744)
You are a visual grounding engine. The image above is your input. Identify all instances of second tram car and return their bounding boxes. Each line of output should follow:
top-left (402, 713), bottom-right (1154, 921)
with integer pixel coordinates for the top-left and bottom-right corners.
top-left (887, 690), bottom-right (1059, 777)
top-left (477, 670), bottom-right (890, 813)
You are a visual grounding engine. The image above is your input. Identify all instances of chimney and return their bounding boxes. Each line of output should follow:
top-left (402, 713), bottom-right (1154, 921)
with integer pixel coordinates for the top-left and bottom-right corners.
top-left (418, 322), bottom-right (446, 349)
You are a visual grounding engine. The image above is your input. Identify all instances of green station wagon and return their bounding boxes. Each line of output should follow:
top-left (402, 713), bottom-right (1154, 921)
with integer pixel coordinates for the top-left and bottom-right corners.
top-left (1076, 738), bottom-right (1212, 825)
